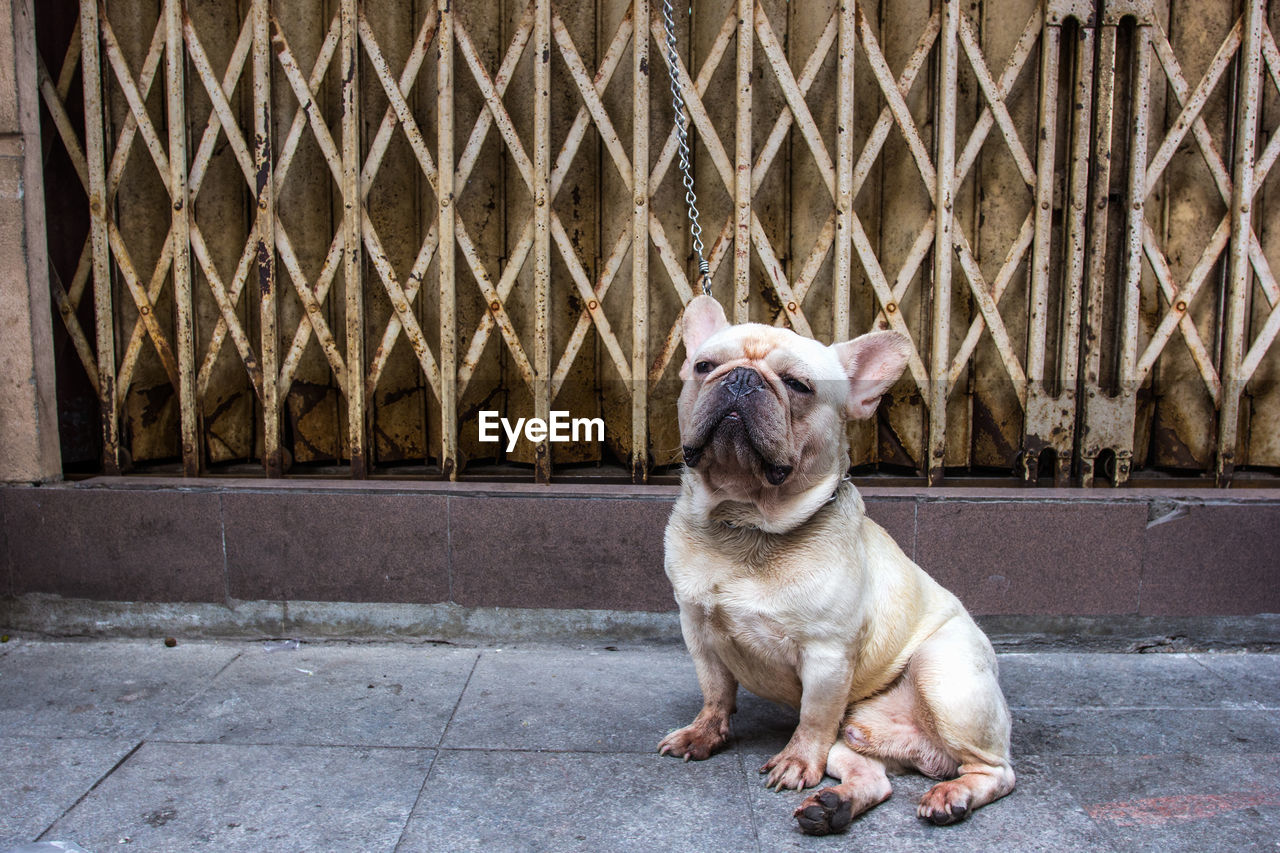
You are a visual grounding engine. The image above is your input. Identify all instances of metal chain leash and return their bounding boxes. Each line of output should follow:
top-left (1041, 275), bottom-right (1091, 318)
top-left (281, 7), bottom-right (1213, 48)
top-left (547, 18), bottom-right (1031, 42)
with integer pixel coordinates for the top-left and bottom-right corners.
top-left (659, 0), bottom-right (712, 297)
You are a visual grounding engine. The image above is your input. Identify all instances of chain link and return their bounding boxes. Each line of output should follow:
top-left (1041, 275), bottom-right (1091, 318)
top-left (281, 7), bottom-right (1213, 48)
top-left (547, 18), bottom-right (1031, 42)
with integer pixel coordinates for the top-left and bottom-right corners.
top-left (660, 0), bottom-right (712, 296)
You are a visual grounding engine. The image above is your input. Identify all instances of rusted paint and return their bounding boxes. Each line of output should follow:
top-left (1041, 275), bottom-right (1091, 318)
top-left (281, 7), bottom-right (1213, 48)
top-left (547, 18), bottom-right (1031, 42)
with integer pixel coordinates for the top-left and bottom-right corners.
top-left (1218, 0), bottom-right (1266, 484)
top-left (438, 0), bottom-right (458, 478)
top-left (732, 0), bottom-right (751, 324)
top-left (533, 0), bottom-right (552, 482)
top-left (633, 0), bottom-right (652, 478)
top-left (341, 0), bottom-right (366, 477)
top-left (833, 0), bottom-right (854, 343)
top-left (252, 0), bottom-right (280, 477)
top-left (165, 0), bottom-right (198, 477)
top-left (78, 0), bottom-right (117, 472)
top-left (927, 0), bottom-right (959, 485)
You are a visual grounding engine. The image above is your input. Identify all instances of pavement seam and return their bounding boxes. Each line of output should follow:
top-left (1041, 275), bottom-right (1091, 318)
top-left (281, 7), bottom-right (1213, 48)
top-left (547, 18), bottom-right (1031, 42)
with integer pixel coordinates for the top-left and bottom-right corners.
top-left (140, 738), bottom-right (442, 751)
top-left (735, 750), bottom-right (765, 852)
top-left (436, 649), bottom-right (482, 749)
top-left (146, 647), bottom-right (246, 741)
top-left (35, 739), bottom-right (145, 842)
top-left (391, 749), bottom-right (440, 853)
top-left (390, 650), bottom-right (482, 853)
top-left (1187, 654), bottom-right (1271, 710)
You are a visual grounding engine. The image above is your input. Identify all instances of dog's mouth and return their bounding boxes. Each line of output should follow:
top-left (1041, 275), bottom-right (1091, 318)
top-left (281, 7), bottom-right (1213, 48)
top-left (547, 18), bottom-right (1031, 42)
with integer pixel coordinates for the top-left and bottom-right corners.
top-left (683, 408), bottom-right (793, 486)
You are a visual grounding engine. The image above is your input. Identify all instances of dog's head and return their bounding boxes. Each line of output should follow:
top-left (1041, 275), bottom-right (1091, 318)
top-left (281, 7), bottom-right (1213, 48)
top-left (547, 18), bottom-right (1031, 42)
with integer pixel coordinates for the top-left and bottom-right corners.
top-left (677, 296), bottom-right (910, 529)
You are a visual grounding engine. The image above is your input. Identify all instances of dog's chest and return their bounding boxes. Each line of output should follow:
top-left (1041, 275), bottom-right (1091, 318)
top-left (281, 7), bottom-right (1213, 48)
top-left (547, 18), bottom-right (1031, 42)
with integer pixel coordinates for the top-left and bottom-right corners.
top-left (675, 562), bottom-right (810, 704)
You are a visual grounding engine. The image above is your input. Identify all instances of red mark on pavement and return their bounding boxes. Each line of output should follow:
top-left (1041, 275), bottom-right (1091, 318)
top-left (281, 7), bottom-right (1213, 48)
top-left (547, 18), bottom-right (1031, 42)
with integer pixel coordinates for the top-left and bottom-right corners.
top-left (1086, 789), bottom-right (1280, 827)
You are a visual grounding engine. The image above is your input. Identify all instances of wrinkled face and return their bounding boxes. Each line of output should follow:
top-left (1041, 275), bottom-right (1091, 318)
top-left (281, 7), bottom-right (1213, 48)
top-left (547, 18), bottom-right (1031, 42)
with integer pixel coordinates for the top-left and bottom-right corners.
top-left (677, 296), bottom-right (910, 498)
top-left (679, 325), bottom-right (847, 489)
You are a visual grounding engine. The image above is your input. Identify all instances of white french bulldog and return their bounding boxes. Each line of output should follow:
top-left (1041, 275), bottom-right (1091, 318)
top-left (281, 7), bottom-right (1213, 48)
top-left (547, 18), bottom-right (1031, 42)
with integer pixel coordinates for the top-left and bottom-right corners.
top-left (659, 296), bottom-right (1015, 835)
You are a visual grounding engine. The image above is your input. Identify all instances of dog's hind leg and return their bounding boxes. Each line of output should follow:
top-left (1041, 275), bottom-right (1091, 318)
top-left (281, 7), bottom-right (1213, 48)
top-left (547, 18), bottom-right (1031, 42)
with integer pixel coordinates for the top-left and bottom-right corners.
top-left (792, 742), bottom-right (892, 835)
top-left (909, 615), bottom-right (1016, 825)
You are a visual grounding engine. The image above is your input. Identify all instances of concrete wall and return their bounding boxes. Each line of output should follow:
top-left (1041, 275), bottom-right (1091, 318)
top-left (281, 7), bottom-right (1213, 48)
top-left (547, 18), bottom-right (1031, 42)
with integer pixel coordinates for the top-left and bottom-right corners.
top-left (3, 479), bottom-right (1277, 619)
top-left (0, 0), bottom-right (60, 483)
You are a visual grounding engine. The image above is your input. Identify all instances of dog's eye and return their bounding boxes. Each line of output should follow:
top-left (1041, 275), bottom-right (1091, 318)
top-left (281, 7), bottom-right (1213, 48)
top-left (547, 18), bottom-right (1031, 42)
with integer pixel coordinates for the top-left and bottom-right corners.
top-left (694, 361), bottom-right (714, 375)
top-left (783, 377), bottom-right (812, 394)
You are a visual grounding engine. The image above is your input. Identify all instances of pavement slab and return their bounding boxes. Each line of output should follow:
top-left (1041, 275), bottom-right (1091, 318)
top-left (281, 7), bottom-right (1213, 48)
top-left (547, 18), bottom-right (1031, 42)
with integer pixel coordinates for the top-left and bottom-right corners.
top-left (1191, 652), bottom-right (1280, 709)
top-left (397, 750), bottom-right (755, 853)
top-left (151, 644), bottom-right (478, 747)
top-left (1058, 753), bottom-right (1280, 853)
top-left (0, 736), bottom-right (138, 849)
top-left (442, 648), bottom-right (699, 753)
top-left (1012, 708), bottom-right (1280, 755)
top-left (998, 652), bottom-right (1262, 710)
top-left (0, 640), bottom-right (1277, 852)
top-left (39, 741), bottom-right (432, 853)
top-left (0, 640), bottom-right (238, 739)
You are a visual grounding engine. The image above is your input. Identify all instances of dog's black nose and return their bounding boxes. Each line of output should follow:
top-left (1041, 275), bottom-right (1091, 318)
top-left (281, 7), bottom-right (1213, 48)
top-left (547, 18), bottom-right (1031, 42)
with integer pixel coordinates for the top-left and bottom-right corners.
top-left (722, 366), bottom-right (763, 398)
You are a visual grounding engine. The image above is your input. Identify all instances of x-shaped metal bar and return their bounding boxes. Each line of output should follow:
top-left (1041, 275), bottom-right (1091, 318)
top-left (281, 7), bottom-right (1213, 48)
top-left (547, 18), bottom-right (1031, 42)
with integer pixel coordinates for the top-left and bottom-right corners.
top-left (1133, 15), bottom-right (1280, 401)
top-left (852, 5), bottom-right (1045, 408)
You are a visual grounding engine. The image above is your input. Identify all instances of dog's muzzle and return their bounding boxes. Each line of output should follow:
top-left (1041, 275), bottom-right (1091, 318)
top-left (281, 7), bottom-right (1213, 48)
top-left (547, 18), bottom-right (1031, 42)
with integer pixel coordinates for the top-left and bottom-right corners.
top-left (682, 366), bottom-right (793, 485)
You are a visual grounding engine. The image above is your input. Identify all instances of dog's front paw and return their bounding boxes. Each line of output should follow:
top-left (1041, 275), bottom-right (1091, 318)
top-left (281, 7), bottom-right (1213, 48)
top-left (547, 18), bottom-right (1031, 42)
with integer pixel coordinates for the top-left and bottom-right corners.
top-left (658, 717), bottom-right (729, 761)
top-left (759, 746), bottom-right (825, 791)
top-left (794, 788), bottom-right (855, 835)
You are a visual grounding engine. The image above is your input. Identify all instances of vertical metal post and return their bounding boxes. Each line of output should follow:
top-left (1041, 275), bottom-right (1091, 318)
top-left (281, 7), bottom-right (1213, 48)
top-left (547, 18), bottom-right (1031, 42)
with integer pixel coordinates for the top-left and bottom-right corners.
top-left (928, 0), bottom-right (959, 485)
top-left (341, 0), bottom-right (366, 477)
top-left (1119, 29), bottom-right (1148, 391)
top-left (833, 0), bottom-right (854, 343)
top-left (1218, 0), bottom-right (1264, 485)
top-left (631, 0), bottom-right (650, 483)
top-left (1080, 2), bottom-right (1150, 487)
top-left (1060, 21), bottom-right (1093, 369)
top-left (253, 0), bottom-right (281, 477)
top-left (80, 0), bottom-right (119, 474)
top-left (165, 0), bottom-right (198, 476)
top-left (733, 0), bottom-right (752, 324)
top-left (1055, 11), bottom-right (1093, 484)
top-left (438, 0), bottom-right (458, 480)
top-left (1080, 13), bottom-right (1116, 487)
top-left (1027, 19), bottom-right (1059, 390)
top-left (1114, 18), bottom-right (1150, 486)
top-left (1023, 3), bottom-right (1094, 486)
top-left (534, 0), bottom-right (552, 483)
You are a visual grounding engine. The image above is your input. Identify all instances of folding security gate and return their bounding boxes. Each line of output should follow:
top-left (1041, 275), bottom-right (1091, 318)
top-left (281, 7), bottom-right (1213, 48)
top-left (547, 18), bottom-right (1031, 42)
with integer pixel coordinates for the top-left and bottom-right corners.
top-left (34, 0), bottom-right (1280, 484)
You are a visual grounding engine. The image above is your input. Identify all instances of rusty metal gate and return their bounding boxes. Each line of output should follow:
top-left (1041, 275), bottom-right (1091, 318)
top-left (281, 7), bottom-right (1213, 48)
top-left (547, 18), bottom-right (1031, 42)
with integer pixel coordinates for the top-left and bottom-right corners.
top-left (33, 0), bottom-right (1280, 484)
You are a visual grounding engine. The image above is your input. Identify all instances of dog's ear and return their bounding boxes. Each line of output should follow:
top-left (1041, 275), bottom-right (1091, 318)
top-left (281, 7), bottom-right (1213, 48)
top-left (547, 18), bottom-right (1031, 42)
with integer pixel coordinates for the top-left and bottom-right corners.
top-left (680, 296), bottom-right (729, 378)
top-left (830, 331), bottom-right (911, 419)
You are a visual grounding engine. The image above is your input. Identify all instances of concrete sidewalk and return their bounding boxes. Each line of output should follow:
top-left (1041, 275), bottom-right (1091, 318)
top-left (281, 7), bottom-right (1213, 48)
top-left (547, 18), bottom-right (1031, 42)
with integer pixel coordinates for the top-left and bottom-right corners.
top-left (0, 638), bottom-right (1277, 852)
